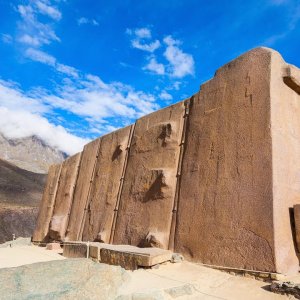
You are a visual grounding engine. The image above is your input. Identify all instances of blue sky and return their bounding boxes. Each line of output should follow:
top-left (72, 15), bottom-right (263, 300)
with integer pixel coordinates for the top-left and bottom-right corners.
top-left (0, 0), bottom-right (299, 154)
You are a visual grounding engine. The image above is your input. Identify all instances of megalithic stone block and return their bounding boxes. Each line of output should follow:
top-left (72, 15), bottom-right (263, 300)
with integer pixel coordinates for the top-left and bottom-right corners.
top-left (81, 126), bottom-right (132, 243)
top-left (32, 164), bottom-right (61, 242)
top-left (174, 47), bottom-right (300, 275)
top-left (65, 138), bottom-right (101, 241)
top-left (113, 102), bottom-right (185, 249)
top-left (49, 153), bottom-right (81, 241)
top-left (175, 48), bottom-right (275, 272)
top-left (271, 52), bottom-right (300, 275)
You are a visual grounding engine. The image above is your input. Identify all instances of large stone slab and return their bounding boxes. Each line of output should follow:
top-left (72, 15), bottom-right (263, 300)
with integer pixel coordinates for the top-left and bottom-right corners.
top-left (49, 153), bottom-right (81, 241)
top-left (65, 138), bottom-right (101, 241)
top-left (175, 48), bottom-right (276, 272)
top-left (63, 241), bottom-right (90, 258)
top-left (89, 243), bottom-right (173, 270)
top-left (113, 102), bottom-right (185, 249)
top-left (271, 55), bottom-right (300, 274)
top-left (63, 241), bottom-right (173, 270)
top-left (32, 164), bottom-right (61, 242)
top-left (82, 126), bottom-right (132, 242)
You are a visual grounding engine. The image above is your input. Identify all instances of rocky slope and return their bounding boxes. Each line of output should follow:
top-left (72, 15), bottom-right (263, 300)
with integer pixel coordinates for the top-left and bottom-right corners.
top-left (0, 133), bottom-right (66, 174)
top-left (0, 158), bottom-right (46, 243)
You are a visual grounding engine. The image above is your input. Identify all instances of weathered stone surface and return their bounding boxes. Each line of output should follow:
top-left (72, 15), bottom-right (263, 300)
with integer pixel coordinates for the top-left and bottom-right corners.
top-left (65, 241), bottom-right (173, 270)
top-left (63, 241), bottom-right (89, 258)
top-left (270, 281), bottom-right (300, 299)
top-left (271, 54), bottom-right (300, 274)
top-left (0, 258), bottom-right (128, 300)
top-left (294, 205), bottom-right (300, 253)
top-left (32, 164), bottom-right (61, 242)
top-left (46, 242), bottom-right (61, 250)
top-left (49, 153), bottom-right (81, 241)
top-left (82, 126), bottom-right (132, 242)
top-left (113, 103), bottom-right (185, 249)
top-left (93, 243), bottom-right (173, 270)
top-left (175, 48), bottom-right (276, 272)
top-left (65, 139), bottom-right (100, 241)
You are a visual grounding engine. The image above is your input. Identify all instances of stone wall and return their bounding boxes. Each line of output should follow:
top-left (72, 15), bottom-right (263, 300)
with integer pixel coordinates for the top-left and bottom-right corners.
top-left (33, 47), bottom-right (300, 275)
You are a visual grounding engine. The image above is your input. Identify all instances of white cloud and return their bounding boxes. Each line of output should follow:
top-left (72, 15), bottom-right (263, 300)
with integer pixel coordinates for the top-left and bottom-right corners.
top-left (144, 57), bottom-right (165, 75)
top-left (127, 27), bottom-right (160, 53)
top-left (1, 33), bottom-right (13, 44)
top-left (25, 48), bottom-right (56, 65)
top-left (131, 39), bottom-right (160, 52)
top-left (35, 1), bottom-right (62, 21)
top-left (134, 28), bottom-right (151, 39)
top-left (7, 7), bottom-right (162, 155)
top-left (172, 81), bottom-right (181, 90)
top-left (0, 65), bottom-right (160, 153)
top-left (127, 29), bottom-right (195, 78)
top-left (25, 48), bottom-right (80, 78)
top-left (18, 34), bottom-right (40, 46)
top-left (163, 36), bottom-right (195, 78)
top-left (43, 74), bottom-right (158, 121)
top-left (0, 80), bottom-right (87, 154)
top-left (159, 90), bottom-right (172, 100)
top-left (0, 80), bottom-right (47, 114)
top-left (17, 2), bottom-right (61, 47)
top-left (56, 63), bottom-right (79, 78)
top-left (0, 107), bottom-right (87, 155)
top-left (77, 17), bottom-right (99, 26)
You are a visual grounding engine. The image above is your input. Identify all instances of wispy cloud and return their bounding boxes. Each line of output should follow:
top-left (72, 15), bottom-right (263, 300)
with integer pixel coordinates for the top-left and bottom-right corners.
top-left (1, 33), bottom-right (13, 44)
top-left (126, 28), bottom-right (195, 78)
top-left (77, 17), bottom-right (99, 26)
top-left (144, 56), bottom-right (165, 75)
top-left (35, 0), bottom-right (62, 21)
top-left (264, 1), bottom-right (300, 46)
top-left (17, 2), bottom-right (60, 47)
top-left (127, 27), bottom-right (161, 52)
top-left (25, 48), bottom-right (56, 65)
top-left (24, 48), bottom-right (80, 78)
top-left (163, 36), bottom-right (195, 78)
top-left (159, 90), bottom-right (172, 100)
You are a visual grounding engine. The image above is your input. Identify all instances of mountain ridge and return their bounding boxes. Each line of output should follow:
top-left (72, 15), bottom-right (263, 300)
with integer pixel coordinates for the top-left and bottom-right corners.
top-left (0, 133), bottom-right (67, 173)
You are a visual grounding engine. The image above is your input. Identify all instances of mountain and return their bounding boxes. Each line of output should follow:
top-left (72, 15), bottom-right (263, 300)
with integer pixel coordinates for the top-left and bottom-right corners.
top-left (0, 158), bottom-right (46, 207)
top-left (0, 158), bottom-right (47, 243)
top-left (0, 133), bottom-right (67, 174)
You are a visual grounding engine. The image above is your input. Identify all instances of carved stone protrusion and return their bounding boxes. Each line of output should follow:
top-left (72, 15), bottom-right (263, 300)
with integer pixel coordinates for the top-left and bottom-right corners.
top-left (112, 144), bottom-right (123, 161)
top-left (139, 231), bottom-right (165, 248)
top-left (158, 123), bottom-right (172, 147)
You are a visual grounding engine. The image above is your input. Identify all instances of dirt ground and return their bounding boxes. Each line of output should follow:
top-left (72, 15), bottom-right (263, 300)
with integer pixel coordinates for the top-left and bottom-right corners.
top-left (0, 244), bottom-right (293, 299)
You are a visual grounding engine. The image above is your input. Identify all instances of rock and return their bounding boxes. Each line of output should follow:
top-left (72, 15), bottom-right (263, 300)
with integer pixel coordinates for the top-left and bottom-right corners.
top-left (270, 281), bottom-right (300, 298)
top-left (46, 242), bottom-right (61, 250)
top-left (171, 253), bottom-right (184, 263)
top-left (0, 258), bottom-right (128, 300)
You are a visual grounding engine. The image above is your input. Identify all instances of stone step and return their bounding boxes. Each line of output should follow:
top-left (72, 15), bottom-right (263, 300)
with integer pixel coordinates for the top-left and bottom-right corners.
top-left (63, 241), bottom-right (174, 270)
